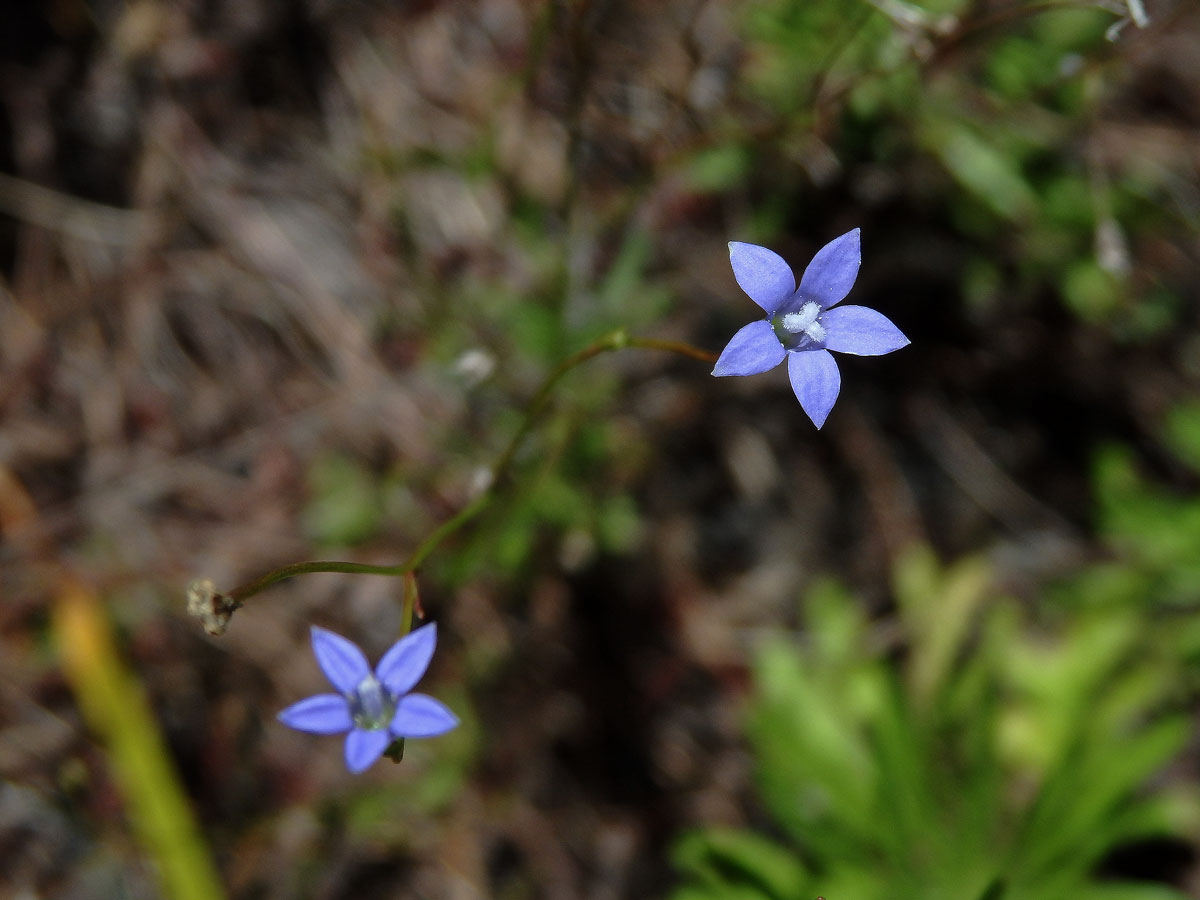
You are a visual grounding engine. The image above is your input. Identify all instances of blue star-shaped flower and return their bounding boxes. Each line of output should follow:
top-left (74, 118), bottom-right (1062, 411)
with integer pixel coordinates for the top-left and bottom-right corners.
top-left (713, 228), bottom-right (909, 428)
top-left (278, 623), bottom-right (459, 773)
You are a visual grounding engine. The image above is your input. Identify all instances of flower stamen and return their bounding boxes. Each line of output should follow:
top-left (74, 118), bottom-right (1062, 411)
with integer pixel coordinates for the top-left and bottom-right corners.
top-left (780, 301), bottom-right (827, 342)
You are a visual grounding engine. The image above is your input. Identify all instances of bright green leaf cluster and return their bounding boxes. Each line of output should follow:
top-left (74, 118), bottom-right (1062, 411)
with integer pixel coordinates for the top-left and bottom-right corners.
top-left (672, 547), bottom-right (1197, 900)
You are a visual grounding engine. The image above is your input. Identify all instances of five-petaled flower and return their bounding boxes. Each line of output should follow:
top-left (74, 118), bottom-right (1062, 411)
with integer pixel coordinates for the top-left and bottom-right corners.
top-left (278, 623), bottom-right (458, 773)
top-left (713, 228), bottom-right (909, 428)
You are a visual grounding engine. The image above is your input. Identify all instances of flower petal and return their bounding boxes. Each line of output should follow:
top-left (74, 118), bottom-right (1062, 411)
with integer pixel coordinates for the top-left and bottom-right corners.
top-left (712, 320), bottom-right (786, 377)
top-left (376, 622), bottom-right (438, 697)
top-left (391, 694), bottom-right (460, 738)
top-left (821, 305), bottom-right (910, 356)
top-left (788, 350), bottom-right (841, 429)
top-left (310, 626), bottom-right (371, 694)
top-left (798, 228), bottom-right (860, 308)
top-left (277, 693), bottom-right (353, 734)
top-left (344, 728), bottom-right (391, 774)
top-left (728, 242), bottom-right (796, 314)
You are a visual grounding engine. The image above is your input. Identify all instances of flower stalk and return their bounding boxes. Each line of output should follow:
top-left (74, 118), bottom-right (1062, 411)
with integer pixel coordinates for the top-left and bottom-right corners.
top-left (190, 330), bottom-right (716, 627)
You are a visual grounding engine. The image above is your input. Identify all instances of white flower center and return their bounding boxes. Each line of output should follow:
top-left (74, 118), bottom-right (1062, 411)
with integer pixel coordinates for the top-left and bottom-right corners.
top-left (780, 301), bottom-right (826, 342)
top-left (349, 674), bottom-right (396, 731)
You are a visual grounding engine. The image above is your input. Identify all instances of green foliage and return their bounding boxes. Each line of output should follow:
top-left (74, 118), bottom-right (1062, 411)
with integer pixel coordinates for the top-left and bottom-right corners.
top-left (303, 452), bottom-right (385, 546)
top-left (671, 548), bottom-right (1196, 900)
top-left (923, 118), bottom-right (1037, 223)
top-left (686, 145), bottom-right (755, 193)
top-left (443, 411), bottom-right (647, 585)
top-left (55, 588), bottom-right (226, 900)
top-left (672, 829), bottom-right (809, 900)
top-left (1062, 258), bottom-right (1121, 321)
top-left (1091, 436), bottom-right (1200, 607)
top-left (1047, 405), bottom-right (1200, 676)
top-left (594, 227), bottom-right (674, 334)
top-left (732, 0), bottom-right (1189, 334)
top-left (1163, 402), bottom-right (1200, 473)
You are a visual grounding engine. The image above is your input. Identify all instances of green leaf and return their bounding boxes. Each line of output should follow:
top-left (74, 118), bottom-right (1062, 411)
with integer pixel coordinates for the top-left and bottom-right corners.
top-left (923, 121), bottom-right (1037, 222)
top-left (303, 452), bottom-right (382, 546)
top-left (671, 829), bottom-right (808, 900)
top-left (1162, 401), bottom-right (1200, 473)
top-left (1062, 259), bottom-right (1121, 322)
top-left (750, 639), bottom-right (878, 851)
top-left (54, 586), bottom-right (225, 900)
top-left (894, 546), bottom-right (991, 708)
top-left (804, 577), bottom-right (868, 672)
top-left (686, 145), bottom-right (753, 192)
top-left (1017, 716), bottom-right (1190, 877)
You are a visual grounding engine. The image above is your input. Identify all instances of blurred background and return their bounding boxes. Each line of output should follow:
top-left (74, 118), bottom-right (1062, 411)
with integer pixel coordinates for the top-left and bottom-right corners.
top-left (3, 0), bottom-right (1200, 898)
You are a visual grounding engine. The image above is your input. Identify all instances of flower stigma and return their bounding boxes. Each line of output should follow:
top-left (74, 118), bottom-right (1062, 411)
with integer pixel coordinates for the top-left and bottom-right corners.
top-left (349, 674), bottom-right (395, 731)
top-left (774, 301), bottom-right (826, 348)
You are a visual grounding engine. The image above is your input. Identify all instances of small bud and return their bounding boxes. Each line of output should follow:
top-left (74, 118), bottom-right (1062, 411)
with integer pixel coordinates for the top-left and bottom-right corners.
top-left (186, 579), bottom-right (239, 636)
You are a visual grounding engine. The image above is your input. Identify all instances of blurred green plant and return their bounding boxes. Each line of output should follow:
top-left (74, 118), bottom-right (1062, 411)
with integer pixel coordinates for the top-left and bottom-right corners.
top-left (56, 582), bottom-right (226, 900)
top-left (671, 546), bottom-right (1199, 900)
top-left (1071, 400), bottom-right (1200, 613)
top-left (424, 224), bottom-right (668, 584)
top-left (303, 451), bottom-right (385, 547)
top-left (445, 409), bottom-right (647, 584)
top-left (1089, 444), bottom-right (1200, 609)
top-left (736, 0), bottom-right (1187, 333)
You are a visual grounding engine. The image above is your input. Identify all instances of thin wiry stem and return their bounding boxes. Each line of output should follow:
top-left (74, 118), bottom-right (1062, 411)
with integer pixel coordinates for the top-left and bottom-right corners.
top-left (214, 330), bottom-right (715, 611)
top-left (383, 571), bottom-right (421, 763)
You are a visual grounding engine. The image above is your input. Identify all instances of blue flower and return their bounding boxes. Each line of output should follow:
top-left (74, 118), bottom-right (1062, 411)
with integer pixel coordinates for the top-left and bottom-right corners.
top-left (713, 228), bottom-right (909, 428)
top-left (277, 623), bottom-right (458, 773)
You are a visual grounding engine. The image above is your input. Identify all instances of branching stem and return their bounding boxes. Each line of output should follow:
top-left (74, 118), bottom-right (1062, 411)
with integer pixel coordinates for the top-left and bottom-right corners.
top-left (217, 331), bottom-right (715, 610)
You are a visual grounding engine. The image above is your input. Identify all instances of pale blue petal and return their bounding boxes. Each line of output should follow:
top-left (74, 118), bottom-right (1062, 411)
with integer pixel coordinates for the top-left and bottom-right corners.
top-left (788, 350), bottom-right (841, 429)
top-left (376, 622), bottom-right (437, 697)
top-left (311, 626), bottom-right (370, 694)
top-left (344, 728), bottom-right (391, 773)
top-left (277, 693), bottom-right (353, 734)
top-left (728, 242), bottom-right (796, 314)
top-left (712, 320), bottom-right (786, 377)
top-left (390, 694), bottom-right (460, 738)
top-left (798, 228), bottom-right (861, 308)
top-left (821, 305), bottom-right (910, 356)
